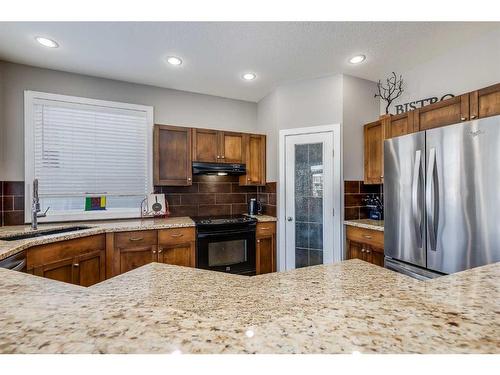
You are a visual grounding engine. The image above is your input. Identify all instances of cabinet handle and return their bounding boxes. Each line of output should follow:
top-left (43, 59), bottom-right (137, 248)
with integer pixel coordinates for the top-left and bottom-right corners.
top-left (362, 235), bottom-right (372, 239)
top-left (470, 115), bottom-right (477, 119)
top-left (361, 249), bottom-right (365, 253)
top-left (73, 263), bottom-right (79, 267)
top-left (366, 249), bottom-right (371, 254)
top-left (257, 240), bottom-right (260, 243)
top-left (187, 177), bottom-right (192, 181)
top-left (152, 250), bottom-right (156, 254)
top-left (129, 237), bottom-right (144, 242)
top-left (158, 248), bottom-right (163, 253)
top-left (247, 178), bottom-right (251, 181)
top-left (170, 233), bottom-right (184, 238)
top-left (461, 116), bottom-right (467, 121)
top-left (260, 227), bottom-right (270, 230)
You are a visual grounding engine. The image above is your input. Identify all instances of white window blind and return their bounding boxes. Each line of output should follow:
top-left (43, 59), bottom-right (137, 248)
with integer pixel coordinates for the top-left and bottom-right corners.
top-left (25, 92), bottom-right (153, 222)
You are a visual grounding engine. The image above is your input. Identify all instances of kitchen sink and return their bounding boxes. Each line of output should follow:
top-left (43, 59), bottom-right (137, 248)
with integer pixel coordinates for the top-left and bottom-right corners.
top-left (0, 226), bottom-right (91, 241)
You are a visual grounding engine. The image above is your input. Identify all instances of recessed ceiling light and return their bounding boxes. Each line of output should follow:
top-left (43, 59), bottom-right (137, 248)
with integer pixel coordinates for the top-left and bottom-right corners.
top-left (349, 55), bottom-right (366, 64)
top-left (242, 73), bottom-right (256, 81)
top-left (35, 36), bottom-right (59, 48)
top-left (166, 56), bottom-right (182, 66)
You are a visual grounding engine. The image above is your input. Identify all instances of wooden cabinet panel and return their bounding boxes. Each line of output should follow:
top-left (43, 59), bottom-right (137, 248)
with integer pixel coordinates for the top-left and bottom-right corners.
top-left (113, 230), bottom-right (158, 276)
top-left (256, 222), bottom-right (276, 274)
top-left (117, 245), bottom-right (157, 274)
top-left (34, 257), bottom-right (75, 284)
top-left (158, 243), bottom-right (194, 268)
top-left (364, 120), bottom-right (384, 184)
top-left (470, 83), bottom-right (500, 120)
top-left (240, 134), bottom-right (266, 186)
top-left (415, 94), bottom-right (469, 131)
top-left (387, 111), bottom-right (415, 138)
top-left (154, 124), bottom-right (192, 186)
top-left (158, 228), bottom-right (195, 267)
top-left (192, 128), bottom-right (219, 162)
top-left (346, 227), bottom-right (384, 267)
top-left (221, 132), bottom-right (244, 163)
top-left (75, 249), bottom-right (106, 287)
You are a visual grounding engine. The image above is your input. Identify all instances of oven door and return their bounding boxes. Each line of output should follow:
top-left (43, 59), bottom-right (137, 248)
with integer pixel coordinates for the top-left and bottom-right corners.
top-left (197, 228), bottom-right (256, 275)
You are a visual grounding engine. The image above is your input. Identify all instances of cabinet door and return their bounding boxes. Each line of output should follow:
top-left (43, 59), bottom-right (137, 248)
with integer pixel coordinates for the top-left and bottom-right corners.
top-left (240, 134), bottom-right (266, 186)
top-left (154, 124), bottom-right (192, 186)
top-left (364, 120), bottom-right (384, 184)
top-left (256, 235), bottom-right (275, 274)
top-left (347, 241), bottom-right (365, 261)
top-left (117, 245), bottom-right (157, 274)
top-left (74, 249), bottom-right (106, 287)
top-left (192, 128), bottom-right (220, 162)
top-left (387, 111), bottom-right (415, 138)
top-left (220, 131), bottom-right (244, 163)
top-left (414, 94), bottom-right (469, 131)
top-left (158, 243), bottom-right (194, 268)
top-left (33, 257), bottom-right (76, 284)
top-left (470, 83), bottom-right (500, 120)
top-left (365, 247), bottom-right (384, 267)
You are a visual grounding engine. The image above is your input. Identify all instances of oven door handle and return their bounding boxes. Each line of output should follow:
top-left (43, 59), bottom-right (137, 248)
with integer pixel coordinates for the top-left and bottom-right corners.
top-left (197, 229), bottom-right (255, 239)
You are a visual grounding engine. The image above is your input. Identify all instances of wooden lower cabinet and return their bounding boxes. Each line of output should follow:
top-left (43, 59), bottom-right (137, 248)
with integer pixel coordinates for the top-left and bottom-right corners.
top-left (256, 222), bottom-right (276, 274)
top-left (364, 120), bottom-right (385, 184)
top-left (110, 230), bottom-right (158, 276)
top-left (27, 235), bottom-right (106, 287)
top-left (346, 226), bottom-right (384, 267)
top-left (158, 228), bottom-right (196, 268)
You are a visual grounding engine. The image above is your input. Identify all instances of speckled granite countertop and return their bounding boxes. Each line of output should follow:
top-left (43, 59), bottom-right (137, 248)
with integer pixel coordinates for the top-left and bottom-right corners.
top-left (0, 217), bottom-right (195, 261)
top-left (0, 259), bottom-right (498, 353)
top-left (245, 214), bottom-right (277, 222)
top-left (344, 219), bottom-right (384, 232)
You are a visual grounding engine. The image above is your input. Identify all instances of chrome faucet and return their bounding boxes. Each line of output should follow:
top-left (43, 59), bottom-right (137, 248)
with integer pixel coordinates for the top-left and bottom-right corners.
top-left (32, 179), bottom-right (49, 230)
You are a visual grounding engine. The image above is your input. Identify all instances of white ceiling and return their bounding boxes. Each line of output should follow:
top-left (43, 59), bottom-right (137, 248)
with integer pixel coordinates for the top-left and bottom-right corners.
top-left (0, 22), bottom-right (498, 102)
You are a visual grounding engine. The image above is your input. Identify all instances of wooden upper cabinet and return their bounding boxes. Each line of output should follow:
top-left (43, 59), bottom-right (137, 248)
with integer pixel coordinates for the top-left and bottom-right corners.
top-left (386, 110), bottom-right (415, 138)
top-left (414, 94), bottom-right (470, 131)
top-left (364, 120), bottom-right (384, 185)
top-left (192, 128), bottom-right (220, 163)
top-left (220, 131), bottom-right (244, 163)
top-left (469, 83), bottom-right (500, 120)
top-left (154, 125), bottom-right (192, 186)
top-left (240, 134), bottom-right (266, 186)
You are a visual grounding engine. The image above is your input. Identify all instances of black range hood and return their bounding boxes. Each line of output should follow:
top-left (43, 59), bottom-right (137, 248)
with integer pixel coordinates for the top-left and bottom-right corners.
top-left (192, 162), bottom-right (246, 176)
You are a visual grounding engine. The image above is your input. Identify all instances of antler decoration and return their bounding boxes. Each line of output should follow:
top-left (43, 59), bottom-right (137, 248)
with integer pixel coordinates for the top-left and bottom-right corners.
top-left (374, 72), bottom-right (404, 114)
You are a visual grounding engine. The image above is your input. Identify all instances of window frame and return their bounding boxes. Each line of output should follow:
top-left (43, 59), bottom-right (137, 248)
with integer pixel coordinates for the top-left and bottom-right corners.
top-left (24, 90), bottom-right (154, 223)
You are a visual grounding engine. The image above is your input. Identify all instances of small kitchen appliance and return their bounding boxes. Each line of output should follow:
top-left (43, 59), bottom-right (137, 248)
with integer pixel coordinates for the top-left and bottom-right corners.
top-left (248, 198), bottom-right (262, 216)
top-left (141, 193), bottom-right (169, 218)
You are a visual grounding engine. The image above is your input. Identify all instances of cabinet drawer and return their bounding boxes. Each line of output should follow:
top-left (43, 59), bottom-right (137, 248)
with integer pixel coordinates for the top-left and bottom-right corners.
top-left (158, 227), bottom-right (195, 245)
top-left (256, 222), bottom-right (276, 237)
top-left (114, 230), bottom-right (157, 248)
top-left (346, 226), bottom-right (383, 249)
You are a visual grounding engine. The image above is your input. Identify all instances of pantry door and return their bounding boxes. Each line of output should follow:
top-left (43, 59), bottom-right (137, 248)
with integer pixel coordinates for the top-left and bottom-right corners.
top-left (279, 125), bottom-right (342, 271)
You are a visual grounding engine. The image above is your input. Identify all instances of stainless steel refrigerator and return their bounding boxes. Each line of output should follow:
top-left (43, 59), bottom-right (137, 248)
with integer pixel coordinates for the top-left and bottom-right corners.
top-left (384, 115), bottom-right (500, 280)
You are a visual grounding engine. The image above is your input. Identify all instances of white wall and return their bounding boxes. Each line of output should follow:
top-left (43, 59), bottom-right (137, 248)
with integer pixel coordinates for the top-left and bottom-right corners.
top-left (257, 74), bottom-right (378, 181)
top-left (384, 28), bottom-right (500, 115)
top-left (0, 61), bottom-right (258, 181)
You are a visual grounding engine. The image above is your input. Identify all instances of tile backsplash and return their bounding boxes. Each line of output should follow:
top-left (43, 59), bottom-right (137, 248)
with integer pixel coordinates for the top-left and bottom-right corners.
top-left (1, 181), bottom-right (25, 226)
top-left (344, 180), bottom-right (383, 220)
top-left (155, 176), bottom-right (276, 217)
top-left (0, 178), bottom-right (276, 226)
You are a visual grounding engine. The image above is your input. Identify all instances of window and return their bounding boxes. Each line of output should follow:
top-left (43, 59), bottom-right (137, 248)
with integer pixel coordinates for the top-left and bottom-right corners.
top-left (25, 91), bottom-right (153, 222)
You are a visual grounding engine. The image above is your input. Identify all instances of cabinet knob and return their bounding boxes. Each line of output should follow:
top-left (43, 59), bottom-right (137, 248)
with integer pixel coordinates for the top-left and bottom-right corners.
top-left (257, 240), bottom-right (260, 243)
top-left (158, 248), bottom-right (163, 253)
top-left (221, 156), bottom-right (225, 159)
top-left (366, 249), bottom-right (371, 254)
top-left (73, 263), bottom-right (79, 267)
top-left (152, 250), bottom-right (156, 254)
top-left (187, 177), bottom-right (192, 181)
top-left (461, 117), bottom-right (467, 121)
top-left (470, 115), bottom-right (477, 119)
top-left (247, 178), bottom-right (251, 181)
top-left (217, 155), bottom-right (220, 159)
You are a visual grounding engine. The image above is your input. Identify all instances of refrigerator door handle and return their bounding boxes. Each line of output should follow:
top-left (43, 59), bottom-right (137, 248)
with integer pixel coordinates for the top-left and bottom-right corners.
top-left (411, 150), bottom-right (423, 248)
top-left (426, 148), bottom-right (438, 251)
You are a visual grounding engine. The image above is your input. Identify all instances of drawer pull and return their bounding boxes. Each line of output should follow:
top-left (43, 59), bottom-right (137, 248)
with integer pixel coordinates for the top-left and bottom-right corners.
top-left (73, 263), bottom-right (79, 267)
top-left (170, 233), bottom-right (184, 238)
top-left (362, 235), bottom-right (372, 239)
top-left (129, 237), bottom-right (144, 242)
top-left (260, 227), bottom-right (270, 230)
top-left (158, 248), bottom-right (163, 253)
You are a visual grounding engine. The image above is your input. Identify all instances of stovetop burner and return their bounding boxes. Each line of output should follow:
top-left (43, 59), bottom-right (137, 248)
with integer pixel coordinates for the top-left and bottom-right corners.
top-left (192, 215), bottom-right (256, 226)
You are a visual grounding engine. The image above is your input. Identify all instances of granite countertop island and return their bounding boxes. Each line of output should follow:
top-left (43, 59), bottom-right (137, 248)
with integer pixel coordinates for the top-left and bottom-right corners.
top-left (0, 259), bottom-right (498, 354)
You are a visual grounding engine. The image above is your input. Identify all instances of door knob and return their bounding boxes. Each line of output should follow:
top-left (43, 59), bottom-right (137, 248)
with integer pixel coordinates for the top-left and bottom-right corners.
top-left (287, 217), bottom-right (293, 222)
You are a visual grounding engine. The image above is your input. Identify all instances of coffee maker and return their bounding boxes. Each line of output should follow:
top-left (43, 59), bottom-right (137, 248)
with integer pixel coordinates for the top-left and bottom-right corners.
top-left (248, 198), bottom-right (262, 216)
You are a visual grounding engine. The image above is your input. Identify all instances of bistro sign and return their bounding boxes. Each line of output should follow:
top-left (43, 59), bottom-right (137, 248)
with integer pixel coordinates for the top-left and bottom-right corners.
top-left (395, 93), bottom-right (455, 114)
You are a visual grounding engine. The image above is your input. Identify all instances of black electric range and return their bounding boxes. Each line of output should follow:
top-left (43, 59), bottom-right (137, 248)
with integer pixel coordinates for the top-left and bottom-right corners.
top-left (193, 215), bottom-right (257, 276)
